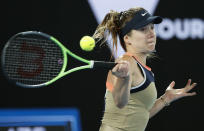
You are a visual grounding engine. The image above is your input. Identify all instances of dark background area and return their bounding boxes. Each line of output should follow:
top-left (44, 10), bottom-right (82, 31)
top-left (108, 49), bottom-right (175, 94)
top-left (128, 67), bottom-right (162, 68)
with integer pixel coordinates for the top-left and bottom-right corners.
top-left (0, 0), bottom-right (203, 131)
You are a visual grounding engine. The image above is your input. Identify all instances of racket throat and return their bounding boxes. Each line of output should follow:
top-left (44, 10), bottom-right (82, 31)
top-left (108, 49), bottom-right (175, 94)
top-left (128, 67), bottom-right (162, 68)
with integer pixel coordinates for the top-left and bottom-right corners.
top-left (90, 60), bottom-right (94, 69)
top-left (91, 60), bottom-right (116, 69)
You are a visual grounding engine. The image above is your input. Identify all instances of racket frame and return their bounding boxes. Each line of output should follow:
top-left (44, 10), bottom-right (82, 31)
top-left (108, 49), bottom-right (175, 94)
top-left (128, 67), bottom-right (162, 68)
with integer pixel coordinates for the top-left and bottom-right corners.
top-left (2, 31), bottom-right (94, 88)
top-left (46, 36), bottom-right (93, 86)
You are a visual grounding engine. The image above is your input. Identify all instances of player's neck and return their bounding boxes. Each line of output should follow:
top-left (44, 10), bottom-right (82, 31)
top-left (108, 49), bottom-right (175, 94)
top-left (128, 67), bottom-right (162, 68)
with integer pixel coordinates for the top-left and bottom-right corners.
top-left (127, 51), bottom-right (147, 65)
top-left (135, 54), bottom-right (147, 65)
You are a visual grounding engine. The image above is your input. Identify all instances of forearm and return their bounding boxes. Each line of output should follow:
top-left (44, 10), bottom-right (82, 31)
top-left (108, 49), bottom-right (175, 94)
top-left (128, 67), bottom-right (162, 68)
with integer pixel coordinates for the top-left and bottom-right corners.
top-left (149, 79), bottom-right (197, 118)
top-left (149, 95), bottom-right (170, 118)
top-left (112, 76), bottom-right (131, 108)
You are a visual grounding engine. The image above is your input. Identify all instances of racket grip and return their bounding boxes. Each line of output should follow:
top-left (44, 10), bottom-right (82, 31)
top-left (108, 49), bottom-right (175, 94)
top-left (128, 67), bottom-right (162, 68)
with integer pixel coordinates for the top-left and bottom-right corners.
top-left (92, 61), bottom-right (117, 69)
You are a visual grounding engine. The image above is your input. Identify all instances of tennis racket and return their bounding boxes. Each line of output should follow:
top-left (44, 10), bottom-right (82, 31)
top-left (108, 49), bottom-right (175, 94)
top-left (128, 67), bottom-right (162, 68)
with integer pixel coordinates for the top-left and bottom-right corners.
top-left (1, 31), bottom-right (116, 88)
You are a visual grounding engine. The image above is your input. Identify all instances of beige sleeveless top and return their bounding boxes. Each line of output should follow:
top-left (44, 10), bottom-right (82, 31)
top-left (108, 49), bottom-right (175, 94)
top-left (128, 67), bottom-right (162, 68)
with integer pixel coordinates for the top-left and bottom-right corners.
top-left (101, 55), bottom-right (157, 131)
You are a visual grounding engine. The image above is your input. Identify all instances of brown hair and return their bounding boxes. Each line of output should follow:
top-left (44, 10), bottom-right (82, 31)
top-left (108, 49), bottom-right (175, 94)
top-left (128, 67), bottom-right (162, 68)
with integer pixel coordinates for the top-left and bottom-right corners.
top-left (92, 7), bottom-right (144, 56)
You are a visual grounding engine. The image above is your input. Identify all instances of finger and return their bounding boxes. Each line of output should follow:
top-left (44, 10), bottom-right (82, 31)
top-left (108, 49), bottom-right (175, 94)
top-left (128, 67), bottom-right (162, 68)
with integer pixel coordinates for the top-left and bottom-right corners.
top-left (167, 81), bottom-right (175, 89)
top-left (116, 60), bottom-right (128, 64)
top-left (111, 64), bottom-right (120, 73)
top-left (191, 83), bottom-right (197, 87)
top-left (184, 92), bottom-right (197, 97)
top-left (118, 63), bottom-right (125, 72)
top-left (119, 64), bottom-right (129, 76)
top-left (118, 61), bottom-right (129, 70)
top-left (185, 79), bottom-right (192, 87)
top-left (111, 63), bottom-right (129, 77)
top-left (186, 83), bottom-right (197, 92)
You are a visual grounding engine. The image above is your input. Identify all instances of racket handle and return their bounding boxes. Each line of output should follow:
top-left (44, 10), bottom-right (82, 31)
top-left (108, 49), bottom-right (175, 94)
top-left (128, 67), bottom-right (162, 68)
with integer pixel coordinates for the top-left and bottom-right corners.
top-left (91, 61), bottom-right (117, 69)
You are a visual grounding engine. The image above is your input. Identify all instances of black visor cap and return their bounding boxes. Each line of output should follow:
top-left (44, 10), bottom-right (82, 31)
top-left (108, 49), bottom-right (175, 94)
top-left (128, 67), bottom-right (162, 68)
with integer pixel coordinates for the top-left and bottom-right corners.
top-left (120, 9), bottom-right (163, 37)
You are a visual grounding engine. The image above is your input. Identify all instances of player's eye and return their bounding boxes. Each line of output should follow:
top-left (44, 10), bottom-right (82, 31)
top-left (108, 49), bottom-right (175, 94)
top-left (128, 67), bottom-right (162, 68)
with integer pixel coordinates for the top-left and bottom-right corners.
top-left (138, 27), bottom-right (146, 31)
top-left (150, 24), bottom-right (154, 30)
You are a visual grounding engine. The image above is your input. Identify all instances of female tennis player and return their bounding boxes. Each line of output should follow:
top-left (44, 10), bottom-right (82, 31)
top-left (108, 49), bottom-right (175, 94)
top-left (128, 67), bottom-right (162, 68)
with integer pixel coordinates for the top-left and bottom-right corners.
top-left (92, 7), bottom-right (197, 131)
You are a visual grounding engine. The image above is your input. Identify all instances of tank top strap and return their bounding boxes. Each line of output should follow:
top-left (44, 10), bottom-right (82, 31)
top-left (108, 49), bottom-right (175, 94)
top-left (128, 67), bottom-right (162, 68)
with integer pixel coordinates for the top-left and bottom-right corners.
top-left (124, 52), bottom-right (151, 71)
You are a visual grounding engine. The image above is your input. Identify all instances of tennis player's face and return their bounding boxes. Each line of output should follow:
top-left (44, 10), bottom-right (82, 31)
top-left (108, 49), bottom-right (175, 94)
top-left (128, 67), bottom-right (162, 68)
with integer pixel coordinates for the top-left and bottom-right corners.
top-left (127, 23), bottom-right (156, 53)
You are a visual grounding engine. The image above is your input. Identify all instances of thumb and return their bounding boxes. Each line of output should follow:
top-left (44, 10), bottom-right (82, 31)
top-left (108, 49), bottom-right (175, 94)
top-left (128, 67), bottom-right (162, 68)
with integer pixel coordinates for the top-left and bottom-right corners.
top-left (167, 81), bottom-right (175, 90)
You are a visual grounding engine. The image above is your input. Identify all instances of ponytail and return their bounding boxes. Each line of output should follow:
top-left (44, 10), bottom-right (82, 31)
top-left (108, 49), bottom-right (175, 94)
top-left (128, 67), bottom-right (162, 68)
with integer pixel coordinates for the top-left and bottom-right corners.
top-left (92, 10), bottom-right (121, 57)
top-left (92, 7), bottom-right (144, 57)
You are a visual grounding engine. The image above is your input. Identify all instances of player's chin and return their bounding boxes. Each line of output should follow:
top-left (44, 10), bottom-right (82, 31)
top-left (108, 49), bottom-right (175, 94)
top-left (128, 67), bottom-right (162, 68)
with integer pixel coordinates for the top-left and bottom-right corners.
top-left (147, 42), bottom-right (156, 51)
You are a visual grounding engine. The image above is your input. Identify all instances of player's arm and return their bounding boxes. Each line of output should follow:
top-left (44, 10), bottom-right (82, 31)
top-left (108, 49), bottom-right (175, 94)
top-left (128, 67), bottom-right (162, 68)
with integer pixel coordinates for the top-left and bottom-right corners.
top-left (149, 80), bottom-right (197, 118)
top-left (107, 55), bottom-right (133, 108)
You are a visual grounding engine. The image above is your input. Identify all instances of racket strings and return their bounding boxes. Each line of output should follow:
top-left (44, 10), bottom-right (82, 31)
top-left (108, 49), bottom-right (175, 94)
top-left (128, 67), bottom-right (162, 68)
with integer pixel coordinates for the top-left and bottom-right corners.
top-left (4, 36), bottom-right (64, 86)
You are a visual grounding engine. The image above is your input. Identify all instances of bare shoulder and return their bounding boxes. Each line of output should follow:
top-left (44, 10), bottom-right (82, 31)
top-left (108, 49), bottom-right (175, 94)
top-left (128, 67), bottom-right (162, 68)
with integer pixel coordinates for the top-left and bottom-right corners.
top-left (116, 54), bottom-right (138, 70)
top-left (116, 54), bottom-right (134, 63)
top-left (108, 54), bottom-right (138, 77)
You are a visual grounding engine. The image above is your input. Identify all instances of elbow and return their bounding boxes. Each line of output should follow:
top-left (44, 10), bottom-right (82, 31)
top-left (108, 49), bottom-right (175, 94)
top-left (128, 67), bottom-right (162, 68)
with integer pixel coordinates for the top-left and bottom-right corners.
top-left (116, 102), bottom-right (126, 109)
top-left (112, 88), bottom-right (129, 109)
top-left (114, 98), bottom-right (128, 109)
top-left (112, 93), bottom-right (129, 109)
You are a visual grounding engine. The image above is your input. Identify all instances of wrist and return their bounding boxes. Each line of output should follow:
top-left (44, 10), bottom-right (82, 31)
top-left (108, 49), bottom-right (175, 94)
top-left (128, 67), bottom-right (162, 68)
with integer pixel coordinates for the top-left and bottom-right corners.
top-left (117, 75), bottom-right (130, 80)
top-left (160, 95), bottom-right (170, 106)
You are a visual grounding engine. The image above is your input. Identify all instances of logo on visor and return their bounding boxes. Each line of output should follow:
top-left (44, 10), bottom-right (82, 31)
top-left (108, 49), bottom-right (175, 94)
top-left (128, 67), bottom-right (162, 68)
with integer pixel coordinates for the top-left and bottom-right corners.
top-left (141, 12), bottom-right (148, 16)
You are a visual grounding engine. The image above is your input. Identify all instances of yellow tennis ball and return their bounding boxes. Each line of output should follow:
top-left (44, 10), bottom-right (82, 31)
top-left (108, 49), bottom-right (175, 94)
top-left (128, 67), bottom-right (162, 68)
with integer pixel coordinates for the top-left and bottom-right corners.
top-left (80, 36), bottom-right (95, 51)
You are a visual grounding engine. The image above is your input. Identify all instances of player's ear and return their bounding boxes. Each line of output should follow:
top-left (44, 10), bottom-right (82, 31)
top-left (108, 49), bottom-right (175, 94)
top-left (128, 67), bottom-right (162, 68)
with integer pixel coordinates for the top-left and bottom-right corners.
top-left (123, 34), bottom-right (131, 45)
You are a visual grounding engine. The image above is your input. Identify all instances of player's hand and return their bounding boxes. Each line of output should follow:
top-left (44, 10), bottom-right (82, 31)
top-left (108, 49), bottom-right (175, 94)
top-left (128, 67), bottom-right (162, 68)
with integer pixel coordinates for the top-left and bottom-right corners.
top-left (162, 79), bottom-right (197, 104)
top-left (111, 60), bottom-right (130, 78)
